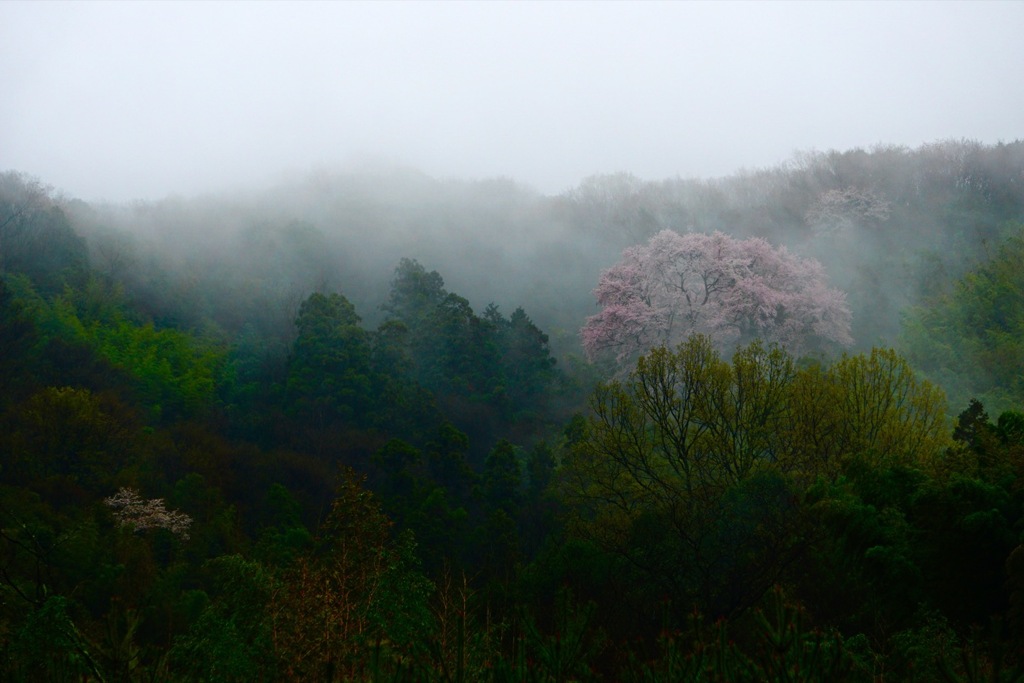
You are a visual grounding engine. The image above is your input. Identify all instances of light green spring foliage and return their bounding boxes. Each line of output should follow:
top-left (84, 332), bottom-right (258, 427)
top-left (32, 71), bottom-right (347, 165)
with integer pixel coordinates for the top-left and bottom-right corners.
top-left (562, 336), bottom-right (950, 554)
top-left (7, 274), bottom-right (228, 420)
top-left (827, 348), bottom-right (950, 471)
top-left (902, 223), bottom-right (1024, 416)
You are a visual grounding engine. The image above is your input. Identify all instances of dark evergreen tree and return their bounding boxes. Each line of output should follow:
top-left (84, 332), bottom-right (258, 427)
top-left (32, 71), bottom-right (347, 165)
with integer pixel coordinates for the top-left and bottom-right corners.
top-left (286, 292), bottom-right (375, 453)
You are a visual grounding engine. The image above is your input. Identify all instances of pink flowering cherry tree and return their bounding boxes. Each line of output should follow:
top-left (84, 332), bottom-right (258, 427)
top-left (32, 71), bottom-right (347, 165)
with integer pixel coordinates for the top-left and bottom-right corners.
top-left (581, 230), bottom-right (852, 365)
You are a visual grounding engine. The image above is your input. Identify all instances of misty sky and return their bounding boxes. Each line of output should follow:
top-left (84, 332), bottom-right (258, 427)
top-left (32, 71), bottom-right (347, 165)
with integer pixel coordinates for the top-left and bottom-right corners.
top-left (2, 1), bottom-right (1022, 203)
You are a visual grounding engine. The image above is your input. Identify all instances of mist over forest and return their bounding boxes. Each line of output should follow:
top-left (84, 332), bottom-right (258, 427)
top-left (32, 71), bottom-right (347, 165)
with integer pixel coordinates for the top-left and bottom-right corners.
top-left (59, 139), bottom-right (1024, 394)
top-left (6, 0), bottom-right (1024, 671)
top-left (4, 0), bottom-right (1024, 677)
top-left (3, 136), bottom-right (1024, 679)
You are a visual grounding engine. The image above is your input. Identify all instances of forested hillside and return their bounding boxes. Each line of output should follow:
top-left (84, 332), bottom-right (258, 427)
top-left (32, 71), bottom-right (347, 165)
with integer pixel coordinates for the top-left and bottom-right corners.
top-left (3, 139), bottom-right (1024, 680)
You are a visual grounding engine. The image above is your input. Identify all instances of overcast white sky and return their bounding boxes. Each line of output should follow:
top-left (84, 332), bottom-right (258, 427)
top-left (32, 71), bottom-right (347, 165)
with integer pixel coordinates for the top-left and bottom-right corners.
top-left (2, 1), bottom-right (1022, 202)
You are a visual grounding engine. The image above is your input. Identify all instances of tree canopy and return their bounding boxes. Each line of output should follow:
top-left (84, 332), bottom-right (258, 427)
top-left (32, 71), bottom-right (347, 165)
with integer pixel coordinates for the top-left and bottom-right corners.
top-left (581, 230), bottom-right (852, 366)
top-left (902, 223), bottom-right (1024, 414)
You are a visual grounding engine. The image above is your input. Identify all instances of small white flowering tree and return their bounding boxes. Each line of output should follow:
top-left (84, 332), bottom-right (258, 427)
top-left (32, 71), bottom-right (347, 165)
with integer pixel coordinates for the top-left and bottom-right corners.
top-left (105, 487), bottom-right (192, 540)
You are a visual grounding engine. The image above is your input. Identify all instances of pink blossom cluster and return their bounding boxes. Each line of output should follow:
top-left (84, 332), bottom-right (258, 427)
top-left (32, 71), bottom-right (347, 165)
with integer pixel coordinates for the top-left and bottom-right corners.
top-left (105, 487), bottom-right (192, 540)
top-left (581, 230), bottom-right (852, 364)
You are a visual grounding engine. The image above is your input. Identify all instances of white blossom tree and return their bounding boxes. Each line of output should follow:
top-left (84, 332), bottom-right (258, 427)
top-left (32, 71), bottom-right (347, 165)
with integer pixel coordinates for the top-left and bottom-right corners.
top-left (805, 187), bottom-right (891, 235)
top-left (105, 488), bottom-right (192, 540)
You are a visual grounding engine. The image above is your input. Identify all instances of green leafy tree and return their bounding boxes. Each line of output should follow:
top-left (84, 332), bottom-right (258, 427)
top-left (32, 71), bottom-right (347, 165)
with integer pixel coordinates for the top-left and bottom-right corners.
top-left (784, 348), bottom-right (950, 482)
top-left (381, 260), bottom-right (510, 439)
top-left (6, 596), bottom-right (104, 681)
top-left (561, 337), bottom-right (949, 619)
top-left (3, 386), bottom-right (139, 494)
top-left (285, 291), bottom-right (379, 458)
top-left (381, 257), bottom-right (448, 330)
top-left (0, 172), bottom-right (88, 293)
top-left (521, 441), bottom-right (559, 557)
top-left (828, 348), bottom-right (951, 471)
top-left (369, 319), bottom-right (442, 440)
top-left (624, 587), bottom-right (860, 682)
top-left (480, 439), bottom-right (523, 581)
top-left (252, 483), bottom-right (313, 566)
top-left (426, 292), bottom-right (503, 401)
top-left (800, 466), bottom-right (927, 639)
top-left (169, 555), bottom-right (278, 682)
top-left (12, 276), bottom-right (228, 421)
top-left (426, 422), bottom-right (478, 504)
top-left (371, 439), bottom-right (429, 524)
top-left (287, 291), bottom-right (374, 424)
top-left (902, 224), bottom-right (1024, 414)
top-left (0, 277), bottom-right (39, 404)
top-left (371, 434), bottom-right (479, 575)
top-left (560, 337), bottom-right (809, 617)
top-left (483, 439), bottom-right (522, 515)
top-left (485, 304), bottom-right (559, 421)
top-left (269, 469), bottom-right (433, 678)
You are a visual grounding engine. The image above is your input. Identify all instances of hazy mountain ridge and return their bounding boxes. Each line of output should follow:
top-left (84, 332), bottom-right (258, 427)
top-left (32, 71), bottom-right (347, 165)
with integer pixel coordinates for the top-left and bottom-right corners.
top-left (36, 139), bottom-right (1019, 358)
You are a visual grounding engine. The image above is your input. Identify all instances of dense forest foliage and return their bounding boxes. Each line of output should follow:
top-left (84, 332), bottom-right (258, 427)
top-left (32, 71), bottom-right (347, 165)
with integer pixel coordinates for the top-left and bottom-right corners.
top-left (2, 138), bottom-right (1024, 680)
